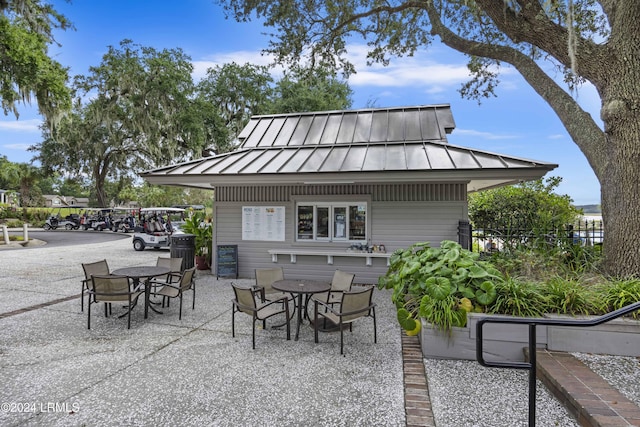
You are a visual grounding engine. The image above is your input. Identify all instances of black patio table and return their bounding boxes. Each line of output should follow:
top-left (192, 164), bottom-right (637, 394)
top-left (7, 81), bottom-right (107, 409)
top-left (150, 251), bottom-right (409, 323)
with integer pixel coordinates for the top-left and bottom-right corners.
top-left (112, 266), bottom-right (171, 319)
top-left (272, 279), bottom-right (330, 341)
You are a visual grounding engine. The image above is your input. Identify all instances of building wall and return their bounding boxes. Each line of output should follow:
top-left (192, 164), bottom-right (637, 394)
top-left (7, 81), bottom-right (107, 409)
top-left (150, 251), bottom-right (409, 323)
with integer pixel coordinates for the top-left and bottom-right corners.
top-left (212, 183), bottom-right (468, 284)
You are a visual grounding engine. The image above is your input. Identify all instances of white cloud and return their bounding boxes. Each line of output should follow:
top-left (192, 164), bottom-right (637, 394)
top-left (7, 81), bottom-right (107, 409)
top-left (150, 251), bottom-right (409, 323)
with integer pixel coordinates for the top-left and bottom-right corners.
top-left (454, 128), bottom-right (521, 140)
top-left (3, 143), bottom-right (33, 150)
top-left (192, 50), bottom-right (283, 81)
top-left (0, 119), bottom-right (41, 132)
top-left (548, 134), bottom-right (565, 140)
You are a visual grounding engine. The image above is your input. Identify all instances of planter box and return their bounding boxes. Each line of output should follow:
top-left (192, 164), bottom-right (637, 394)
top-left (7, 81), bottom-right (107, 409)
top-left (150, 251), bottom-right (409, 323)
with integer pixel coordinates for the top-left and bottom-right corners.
top-left (545, 314), bottom-right (640, 356)
top-left (420, 313), bottom-right (640, 362)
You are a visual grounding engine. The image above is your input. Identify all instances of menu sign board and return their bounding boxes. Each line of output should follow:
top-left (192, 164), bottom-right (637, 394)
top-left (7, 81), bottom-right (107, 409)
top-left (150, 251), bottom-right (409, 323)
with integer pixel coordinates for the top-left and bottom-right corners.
top-left (216, 244), bottom-right (238, 279)
top-left (242, 206), bottom-right (285, 241)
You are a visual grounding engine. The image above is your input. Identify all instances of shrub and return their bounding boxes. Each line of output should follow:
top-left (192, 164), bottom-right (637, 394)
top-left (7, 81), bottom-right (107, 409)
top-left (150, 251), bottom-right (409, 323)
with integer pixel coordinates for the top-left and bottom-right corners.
top-left (541, 276), bottom-right (600, 315)
top-left (595, 278), bottom-right (640, 319)
top-left (378, 240), bottom-right (505, 331)
top-left (488, 277), bottom-right (548, 317)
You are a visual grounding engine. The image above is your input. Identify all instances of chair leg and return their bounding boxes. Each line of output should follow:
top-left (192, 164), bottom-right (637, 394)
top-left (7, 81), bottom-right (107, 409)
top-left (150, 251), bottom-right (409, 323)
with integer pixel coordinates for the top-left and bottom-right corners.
top-left (192, 286), bottom-right (195, 310)
top-left (373, 307), bottom-right (377, 343)
top-left (127, 296), bottom-right (132, 329)
top-left (178, 294), bottom-right (183, 320)
top-left (231, 306), bottom-right (236, 338)
top-left (285, 303), bottom-right (291, 341)
top-left (314, 301), bottom-right (319, 344)
top-left (252, 317), bottom-right (256, 350)
top-left (340, 320), bottom-right (344, 355)
top-left (81, 286), bottom-right (84, 312)
top-left (87, 299), bottom-right (91, 329)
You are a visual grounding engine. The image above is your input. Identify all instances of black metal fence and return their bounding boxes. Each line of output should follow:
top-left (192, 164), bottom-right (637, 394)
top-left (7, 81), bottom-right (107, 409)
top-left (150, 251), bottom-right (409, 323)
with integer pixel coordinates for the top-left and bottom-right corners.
top-left (470, 219), bottom-right (604, 253)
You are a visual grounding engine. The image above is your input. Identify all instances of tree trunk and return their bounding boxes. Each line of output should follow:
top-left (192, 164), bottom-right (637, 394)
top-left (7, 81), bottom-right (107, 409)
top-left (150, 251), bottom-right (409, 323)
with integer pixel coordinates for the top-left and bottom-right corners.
top-left (599, 98), bottom-right (640, 277)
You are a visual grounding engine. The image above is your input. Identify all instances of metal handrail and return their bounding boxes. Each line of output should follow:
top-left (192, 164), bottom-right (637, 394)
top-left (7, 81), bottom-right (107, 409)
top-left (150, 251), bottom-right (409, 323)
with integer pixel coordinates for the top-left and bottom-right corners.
top-left (476, 301), bottom-right (640, 427)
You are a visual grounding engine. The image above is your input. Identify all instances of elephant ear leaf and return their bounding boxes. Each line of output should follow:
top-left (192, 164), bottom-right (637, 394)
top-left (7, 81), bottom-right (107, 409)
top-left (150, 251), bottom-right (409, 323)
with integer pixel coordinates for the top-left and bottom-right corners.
top-left (397, 307), bottom-right (417, 331)
top-left (400, 261), bottom-right (421, 278)
top-left (458, 285), bottom-right (475, 299)
top-left (468, 266), bottom-right (489, 278)
top-left (426, 276), bottom-right (453, 300)
top-left (475, 281), bottom-right (497, 305)
top-left (444, 247), bottom-right (460, 262)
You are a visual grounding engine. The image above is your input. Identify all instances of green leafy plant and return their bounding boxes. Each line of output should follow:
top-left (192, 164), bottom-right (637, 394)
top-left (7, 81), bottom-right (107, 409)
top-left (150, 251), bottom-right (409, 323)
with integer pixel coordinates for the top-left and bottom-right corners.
top-left (378, 240), bottom-right (504, 331)
top-left (595, 278), bottom-right (640, 319)
top-left (180, 211), bottom-right (213, 264)
top-left (488, 277), bottom-right (548, 318)
top-left (542, 276), bottom-right (599, 315)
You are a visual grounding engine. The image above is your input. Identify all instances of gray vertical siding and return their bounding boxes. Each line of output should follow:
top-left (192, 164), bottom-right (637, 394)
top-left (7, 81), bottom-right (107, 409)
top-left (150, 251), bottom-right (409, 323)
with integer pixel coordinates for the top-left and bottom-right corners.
top-left (213, 183), bottom-right (468, 285)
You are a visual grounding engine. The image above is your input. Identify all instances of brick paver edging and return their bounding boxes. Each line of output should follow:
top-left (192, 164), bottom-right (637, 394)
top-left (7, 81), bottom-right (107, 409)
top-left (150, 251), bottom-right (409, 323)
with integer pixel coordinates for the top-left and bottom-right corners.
top-left (402, 333), bottom-right (436, 427)
top-left (536, 350), bottom-right (640, 427)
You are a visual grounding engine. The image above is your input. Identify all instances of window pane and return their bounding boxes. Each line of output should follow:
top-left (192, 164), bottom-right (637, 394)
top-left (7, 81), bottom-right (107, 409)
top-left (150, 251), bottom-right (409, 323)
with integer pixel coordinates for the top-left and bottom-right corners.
top-left (349, 205), bottom-right (366, 240)
top-left (297, 206), bottom-right (314, 240)
top-left (333, 207), bottom-right (346, 239)
top-left (316, 207), bottom-right (329, 238)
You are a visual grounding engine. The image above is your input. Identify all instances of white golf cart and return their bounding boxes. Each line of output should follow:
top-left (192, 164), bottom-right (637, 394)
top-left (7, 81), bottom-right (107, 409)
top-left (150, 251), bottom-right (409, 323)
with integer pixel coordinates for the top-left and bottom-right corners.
top-left (132, 207), bottom-right (185, 251)
top-left (79, 208), bottom-right (114, 231)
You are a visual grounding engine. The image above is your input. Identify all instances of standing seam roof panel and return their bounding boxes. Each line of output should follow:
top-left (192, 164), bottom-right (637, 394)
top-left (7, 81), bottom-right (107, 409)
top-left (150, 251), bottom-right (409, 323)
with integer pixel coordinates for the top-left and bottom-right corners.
top-left (353, 111), bottom-right (373, 142)
top-left (219, 149), bottom-right (264, 174)
top-left (304, 115), bottom-right (328, 145)
top-left (420, 109), bottom-right (442, 140)
top-left (320, 146), bottom-right (350, 171)
top-left (370, 110), bottom-right (388, 142)
top-left (405, 143), bottom-right (431, 170)
top-left (387, 110), bottom-right (406, 141)
top-left (290, 116), bottom-right (313, 145)
top-left (424, 144), bottom-right (455, 169)
top-left (257, 117), bottom-right (286, 147)
top-left (385, 144), bottom-right (408, 170)
top-left (404, 110), bottom-right (422, 141)
top-left (273, 116), bottom-right (299, 146)
top-left (363, 145), bottom-right (386, 170)
top-left (242, 119), bottom-right (272, 148)
top-left (238, 149), bottom-right (282, 174)
top-left (336, 113), bottom-right (357, 143)
top-left (448, 147), bottom-right (481, 169)
top-left (341, 145), bottom-right (367, 171)
top-left (255, 149), bottom-right (291, 173)
top-left (281, 147), bottom-right (311, 172)
top-left (320, 114), bottom-right (343, 145)
top-left (299, 146), bottom-right (330, 172)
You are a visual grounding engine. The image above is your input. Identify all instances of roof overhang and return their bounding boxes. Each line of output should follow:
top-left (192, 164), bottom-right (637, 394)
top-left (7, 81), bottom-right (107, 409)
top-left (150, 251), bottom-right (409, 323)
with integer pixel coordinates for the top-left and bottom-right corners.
top-left (142, 167), bottom-right (556, 192)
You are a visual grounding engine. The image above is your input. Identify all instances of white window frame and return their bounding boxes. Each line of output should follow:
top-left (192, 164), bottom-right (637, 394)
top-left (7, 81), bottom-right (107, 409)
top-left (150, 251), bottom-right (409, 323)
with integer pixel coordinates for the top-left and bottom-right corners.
top-left (295, 201), bottom-right (368, 243)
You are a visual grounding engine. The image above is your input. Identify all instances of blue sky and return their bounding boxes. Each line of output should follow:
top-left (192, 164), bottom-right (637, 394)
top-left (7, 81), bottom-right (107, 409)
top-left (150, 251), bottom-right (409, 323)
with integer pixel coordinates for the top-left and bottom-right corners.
top-left (0, 0), bottom-right (602, 205)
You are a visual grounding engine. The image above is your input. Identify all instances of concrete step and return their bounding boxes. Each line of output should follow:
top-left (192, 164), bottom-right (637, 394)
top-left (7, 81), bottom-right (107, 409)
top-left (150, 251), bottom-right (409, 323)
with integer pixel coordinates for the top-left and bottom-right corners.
top-left (535, 350), bottom-right (640, 427)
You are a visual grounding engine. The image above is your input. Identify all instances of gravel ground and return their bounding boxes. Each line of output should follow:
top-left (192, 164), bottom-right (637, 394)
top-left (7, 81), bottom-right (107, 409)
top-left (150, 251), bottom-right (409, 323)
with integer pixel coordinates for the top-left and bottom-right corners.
top-left (573, 353), bottom-right (640, 407)
top-left (424, 358), bottom-right (580, 427)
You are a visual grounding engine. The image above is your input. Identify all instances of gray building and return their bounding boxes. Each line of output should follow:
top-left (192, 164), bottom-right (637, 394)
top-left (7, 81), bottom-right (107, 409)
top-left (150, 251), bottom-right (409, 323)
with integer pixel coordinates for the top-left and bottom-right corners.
top-left (142, 105), bottom-right (557, 284)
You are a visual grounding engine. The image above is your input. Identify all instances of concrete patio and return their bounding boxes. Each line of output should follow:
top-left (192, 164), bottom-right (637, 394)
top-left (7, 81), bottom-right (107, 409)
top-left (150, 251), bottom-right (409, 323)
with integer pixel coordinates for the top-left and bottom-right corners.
top-left (0, 237), bottom-right (404, 426)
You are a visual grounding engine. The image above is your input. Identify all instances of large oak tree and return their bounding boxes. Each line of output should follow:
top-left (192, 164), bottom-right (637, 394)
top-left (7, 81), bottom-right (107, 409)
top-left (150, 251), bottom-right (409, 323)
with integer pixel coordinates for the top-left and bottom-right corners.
top-left (218, 0), bottom-right (639, 277)
top-left (0, 0), bottom-right (71, 122)
top-left (36, 40), bottom-right (209, 207)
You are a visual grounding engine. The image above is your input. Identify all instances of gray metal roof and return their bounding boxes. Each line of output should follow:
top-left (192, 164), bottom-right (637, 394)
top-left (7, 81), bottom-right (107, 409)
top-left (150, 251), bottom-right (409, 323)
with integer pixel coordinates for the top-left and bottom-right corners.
top-left (141, 105), bottom-right (557, 191)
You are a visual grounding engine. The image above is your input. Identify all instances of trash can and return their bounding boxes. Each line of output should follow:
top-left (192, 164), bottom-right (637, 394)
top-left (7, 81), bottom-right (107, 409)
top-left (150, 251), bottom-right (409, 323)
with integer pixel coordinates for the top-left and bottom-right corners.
top-left (170, 234), bottom-right (195, 270)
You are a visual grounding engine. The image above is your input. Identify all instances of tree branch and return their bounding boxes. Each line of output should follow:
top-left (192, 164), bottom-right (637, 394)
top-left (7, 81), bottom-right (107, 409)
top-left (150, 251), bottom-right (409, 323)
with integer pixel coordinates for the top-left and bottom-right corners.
top-left (424, 1), bottom-right (606, 176)
top-left (474, 0), bottom-right (604, 81)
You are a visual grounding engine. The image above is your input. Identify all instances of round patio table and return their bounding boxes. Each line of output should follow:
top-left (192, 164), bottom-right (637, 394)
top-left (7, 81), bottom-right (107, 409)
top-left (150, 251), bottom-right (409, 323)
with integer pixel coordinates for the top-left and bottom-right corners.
top-left (112, 266), bottom-right (170, 319)
top-left (272, 279), bottom-right (330, 341)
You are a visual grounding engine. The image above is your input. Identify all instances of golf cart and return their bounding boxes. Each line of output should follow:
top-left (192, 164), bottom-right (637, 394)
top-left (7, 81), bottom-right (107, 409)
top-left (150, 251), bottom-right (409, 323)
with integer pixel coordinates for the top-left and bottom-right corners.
top-left (110, 208), bottom-right (137, 232)
top-left (79, 208), bottom-right (114, 231)
top-left (132, 207), bottom-right (185, 251)
top-left (43, 208), bottom-right (81, 230)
